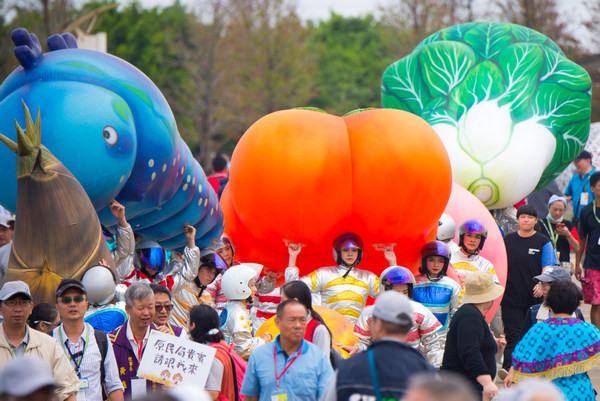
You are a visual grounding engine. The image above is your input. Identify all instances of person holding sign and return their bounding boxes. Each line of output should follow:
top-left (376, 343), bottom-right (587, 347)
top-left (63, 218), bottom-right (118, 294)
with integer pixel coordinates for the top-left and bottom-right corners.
top-left (241, 299), bottom-right (334, 401)
top-left (110, 283), bottom-right (161, 399)
top-left (52, 279), bottom-right (124, 401)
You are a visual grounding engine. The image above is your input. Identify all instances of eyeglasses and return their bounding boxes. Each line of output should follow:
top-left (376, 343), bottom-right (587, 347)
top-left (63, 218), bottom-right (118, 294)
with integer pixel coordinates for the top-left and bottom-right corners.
top-left (59, 295), bottom-right (86, 304)
top-left (3, 299), bottom-right (31, 307)
top-left (155, 304), bottom-right (173, 312)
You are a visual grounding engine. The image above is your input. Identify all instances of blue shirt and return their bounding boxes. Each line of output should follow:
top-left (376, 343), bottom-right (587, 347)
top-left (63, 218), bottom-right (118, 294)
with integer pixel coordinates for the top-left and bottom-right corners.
top-left (565, 168), bottom-right (596, 218)
top-left (241, 336), bottom-right (334, 401)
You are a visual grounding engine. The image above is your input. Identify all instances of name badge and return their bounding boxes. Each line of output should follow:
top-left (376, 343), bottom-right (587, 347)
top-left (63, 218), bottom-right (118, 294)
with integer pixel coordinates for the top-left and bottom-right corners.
top-left (528, 248), bottom-right (540, 255)
top-left (131, 378), bottom-right (147, 400)
top-left (79, 378), bottom-right (89, 390)
top-left (581, 192), bottom-right (589, 206)
top-left (271, 394), bottom-right (288, 401)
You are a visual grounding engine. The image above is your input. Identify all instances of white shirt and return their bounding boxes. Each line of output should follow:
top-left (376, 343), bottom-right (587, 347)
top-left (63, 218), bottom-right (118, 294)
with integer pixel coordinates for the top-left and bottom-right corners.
top-left (126, 321), bottom-right (152, 362)
top-left (53, 323), bottom-right (123, 401)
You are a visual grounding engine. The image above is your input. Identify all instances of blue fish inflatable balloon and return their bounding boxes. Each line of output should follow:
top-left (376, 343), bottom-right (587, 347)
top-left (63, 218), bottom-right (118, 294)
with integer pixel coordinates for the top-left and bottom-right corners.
top-left (0, 28), bottom-right (223, 249)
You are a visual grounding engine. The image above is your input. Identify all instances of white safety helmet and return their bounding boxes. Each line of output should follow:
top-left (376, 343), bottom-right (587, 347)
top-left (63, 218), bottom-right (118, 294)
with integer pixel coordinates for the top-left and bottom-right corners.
top-left (437, 213), bottom-right (456, 241)
top-left (81, 265), bottom-right (117, 306)
top-left (221, 263), bottom-right (263, 301)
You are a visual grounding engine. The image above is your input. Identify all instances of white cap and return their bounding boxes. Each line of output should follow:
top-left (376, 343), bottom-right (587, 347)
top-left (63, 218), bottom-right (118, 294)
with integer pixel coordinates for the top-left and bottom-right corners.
top-left (0, 214), bottom-right (14, 229)
top-left (0, 280), bottom-right (32, 301)
top-left (0, 357), bottom-right (55, 396)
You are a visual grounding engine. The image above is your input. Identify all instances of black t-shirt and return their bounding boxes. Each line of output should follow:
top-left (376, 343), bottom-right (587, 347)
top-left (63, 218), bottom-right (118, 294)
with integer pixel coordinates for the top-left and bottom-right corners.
top-left (501, 232), bottom-right (554, 309)
top-left (578, 203), bottom-right (600, 270)
top-left (441, 304), bottom-right (497, 394)
top-left (536, 218), bottom-right (574, 263)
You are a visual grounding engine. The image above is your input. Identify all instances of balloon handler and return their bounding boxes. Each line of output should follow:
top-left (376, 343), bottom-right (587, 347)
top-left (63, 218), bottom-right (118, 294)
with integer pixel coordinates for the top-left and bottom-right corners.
top-left (285, 232), bottom-right (379, 323)
top-left (219, 263), bottom-right (273, 359)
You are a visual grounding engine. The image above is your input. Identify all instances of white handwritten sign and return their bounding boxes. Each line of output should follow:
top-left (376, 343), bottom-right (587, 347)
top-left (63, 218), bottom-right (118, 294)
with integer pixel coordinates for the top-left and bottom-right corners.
top-left (137, 330), bottom-right (216, 387)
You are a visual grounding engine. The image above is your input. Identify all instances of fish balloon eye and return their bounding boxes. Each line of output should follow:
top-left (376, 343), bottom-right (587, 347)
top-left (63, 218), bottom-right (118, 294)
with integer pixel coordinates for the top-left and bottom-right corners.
top-left (103, 126), bottom-right (118, 146)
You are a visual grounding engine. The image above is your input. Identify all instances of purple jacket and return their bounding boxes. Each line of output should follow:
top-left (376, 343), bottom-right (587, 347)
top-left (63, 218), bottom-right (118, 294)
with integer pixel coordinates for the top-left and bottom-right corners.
top-left (110, 321), bottom-right (163, 399)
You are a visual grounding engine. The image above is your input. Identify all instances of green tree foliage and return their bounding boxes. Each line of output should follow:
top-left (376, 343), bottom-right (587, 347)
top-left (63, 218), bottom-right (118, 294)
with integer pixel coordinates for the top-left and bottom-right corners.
top-left (307, 14), bottom-right (395, 116)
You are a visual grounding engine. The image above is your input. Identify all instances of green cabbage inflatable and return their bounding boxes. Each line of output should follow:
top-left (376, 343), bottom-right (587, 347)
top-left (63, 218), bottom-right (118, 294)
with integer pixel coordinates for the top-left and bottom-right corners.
top-left (382, 22), bottom-right (591, 208)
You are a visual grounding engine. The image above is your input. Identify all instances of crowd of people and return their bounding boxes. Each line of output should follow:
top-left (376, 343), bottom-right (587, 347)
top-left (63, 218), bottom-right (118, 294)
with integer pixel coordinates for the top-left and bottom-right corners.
top-left (0, 151), bottom-right (600, 401)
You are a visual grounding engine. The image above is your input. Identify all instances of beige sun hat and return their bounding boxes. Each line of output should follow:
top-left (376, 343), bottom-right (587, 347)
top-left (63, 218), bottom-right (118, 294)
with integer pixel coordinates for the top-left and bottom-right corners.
top-left (462, 271), bottom-right (504, 304)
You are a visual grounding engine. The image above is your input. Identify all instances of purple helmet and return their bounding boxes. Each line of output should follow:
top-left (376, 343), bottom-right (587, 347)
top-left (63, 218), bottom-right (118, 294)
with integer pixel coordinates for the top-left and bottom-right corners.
top-left (379, 266), bottom-right (416, 297)
top-left (458, 219), bottom-right (487, 254)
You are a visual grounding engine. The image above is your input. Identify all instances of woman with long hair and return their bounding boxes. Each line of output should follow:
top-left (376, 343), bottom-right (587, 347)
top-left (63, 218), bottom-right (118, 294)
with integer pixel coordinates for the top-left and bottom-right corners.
top-left (189, 304), bottom-right (240, 401)
top-left (281, 280), bottom-right (332, 355)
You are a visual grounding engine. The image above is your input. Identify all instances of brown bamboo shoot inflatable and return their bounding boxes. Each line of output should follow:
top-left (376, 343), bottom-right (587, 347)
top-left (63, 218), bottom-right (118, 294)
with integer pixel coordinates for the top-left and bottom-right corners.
top-left (0, 102), bottom-right (116, 304)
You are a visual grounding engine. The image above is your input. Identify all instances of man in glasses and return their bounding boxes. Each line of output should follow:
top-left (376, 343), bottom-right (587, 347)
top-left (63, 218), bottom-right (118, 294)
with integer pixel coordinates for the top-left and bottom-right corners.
top-left (53, 279), bottom-right (124, 401)
top-left (0, 280), bottom-right (79, 401)
top-left (149, 284), bottom-right (186, 337)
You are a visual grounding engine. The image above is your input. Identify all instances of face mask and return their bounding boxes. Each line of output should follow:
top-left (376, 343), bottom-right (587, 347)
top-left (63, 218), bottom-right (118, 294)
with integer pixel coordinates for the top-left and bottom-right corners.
top-left (547, 214), bottom-right (564, 223)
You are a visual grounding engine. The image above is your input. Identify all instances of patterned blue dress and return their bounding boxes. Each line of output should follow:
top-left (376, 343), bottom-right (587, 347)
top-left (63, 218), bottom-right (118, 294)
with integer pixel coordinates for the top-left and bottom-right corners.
top-left (512, 317), bottom-right (600, 401)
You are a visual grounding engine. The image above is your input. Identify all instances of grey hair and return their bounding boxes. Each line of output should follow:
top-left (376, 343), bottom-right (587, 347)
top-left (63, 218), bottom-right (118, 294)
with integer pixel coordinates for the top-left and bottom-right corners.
top-left (496, 379), bottom-right (565, 401)
top-left (124, 282), bottom-right (154, 307)
top-left (406, 372), bottom-right (477, 401)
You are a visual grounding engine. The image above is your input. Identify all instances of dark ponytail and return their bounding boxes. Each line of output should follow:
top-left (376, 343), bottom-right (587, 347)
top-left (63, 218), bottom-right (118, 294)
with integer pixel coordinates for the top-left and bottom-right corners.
top-left (281, 281), bottom-right (333, 342)
top-left (189, 304), bottom-right (224, 344)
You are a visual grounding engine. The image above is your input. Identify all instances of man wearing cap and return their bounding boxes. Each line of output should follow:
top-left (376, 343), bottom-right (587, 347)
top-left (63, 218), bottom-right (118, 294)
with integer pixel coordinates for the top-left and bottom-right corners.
top-left (52, 278), bottom-right (124, 401)
top-left (565, 150), bottom-right (595, 227)
top-left (320, 291), bottom-right (435, 401)
top-left (0, 280), bottom-right (79, 401)
top-left (0, 356), bottom-right (57, 401)
top-left (520, 266), bottom-right (583, 337)
top-left (537, 195), bottom-right (580, 267)
top-left (0, 213), bottom-right (14, 282)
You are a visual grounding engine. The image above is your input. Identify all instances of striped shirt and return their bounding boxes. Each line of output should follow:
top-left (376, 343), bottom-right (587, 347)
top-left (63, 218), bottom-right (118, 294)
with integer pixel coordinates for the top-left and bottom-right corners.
top-left (53, 323), bottom-right (123, 401)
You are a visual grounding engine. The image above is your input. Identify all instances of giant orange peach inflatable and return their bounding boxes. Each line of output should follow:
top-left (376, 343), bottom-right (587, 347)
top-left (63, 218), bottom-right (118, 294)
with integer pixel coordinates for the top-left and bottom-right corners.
top-left (221, 108), bottom-right (452, 276)
top-left (445, 182), bottom-right (508, 322)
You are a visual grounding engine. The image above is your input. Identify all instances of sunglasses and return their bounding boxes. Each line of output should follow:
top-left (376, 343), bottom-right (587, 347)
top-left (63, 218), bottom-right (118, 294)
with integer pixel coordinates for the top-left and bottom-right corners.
top-left (59, 295), bottom-right (86, 304)
top-left (34, 320), bottom-right (62, 327)
top-left (155, 304), bottom-right (173, 312)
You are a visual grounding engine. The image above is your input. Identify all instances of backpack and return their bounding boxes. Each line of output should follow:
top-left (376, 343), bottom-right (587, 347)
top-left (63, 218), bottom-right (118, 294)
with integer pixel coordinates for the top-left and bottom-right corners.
top-left (94, 329), bottom-right (109, 399)
top-left (211, 342), bottom-right (247, 401)
top-left (304, 319), bottom-right (343, 369)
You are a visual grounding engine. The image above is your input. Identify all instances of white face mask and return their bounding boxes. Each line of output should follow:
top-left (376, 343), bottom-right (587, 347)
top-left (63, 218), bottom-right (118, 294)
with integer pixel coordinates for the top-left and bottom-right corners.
top-left (547, 214), bottom-right (564, 223)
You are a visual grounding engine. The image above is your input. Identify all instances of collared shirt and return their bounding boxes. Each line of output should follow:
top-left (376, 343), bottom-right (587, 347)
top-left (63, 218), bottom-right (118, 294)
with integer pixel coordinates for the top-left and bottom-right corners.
top-left (53, 323), bottom-right (123, 401)
top-left (5, 326), bottom-right (29, 357)
top-left (126, 321), bottom-right (151, 362)
top-left (241, 335), bottom-right (334, 401)
top-left (565, 168), bottom-right (596, 218)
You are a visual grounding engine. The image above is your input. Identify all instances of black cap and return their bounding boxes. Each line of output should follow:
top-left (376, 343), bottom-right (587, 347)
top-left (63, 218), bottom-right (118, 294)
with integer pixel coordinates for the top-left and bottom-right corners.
top-left (55, 278), bottom-right (87, 299)
top-left (575, 150), bottom-right (592, 161)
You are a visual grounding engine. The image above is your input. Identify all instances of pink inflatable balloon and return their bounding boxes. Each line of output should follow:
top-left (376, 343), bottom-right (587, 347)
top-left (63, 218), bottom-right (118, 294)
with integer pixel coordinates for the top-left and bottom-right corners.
top-left (444, 182), bottom-right (507, 323)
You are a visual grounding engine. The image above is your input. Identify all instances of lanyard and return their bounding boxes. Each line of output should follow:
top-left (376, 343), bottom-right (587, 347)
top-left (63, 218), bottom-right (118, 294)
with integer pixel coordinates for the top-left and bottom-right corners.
top-left (273, 341), bottom-right (305, 388)
top-left (8, 343), bottom-right (26, 358)
top-left (545, 217), bottom-right (559, 247)
top-left (576, 175), bottom-right (592, 215)
top-left (59, 326), bottom-right (89, 378)
top-left (133, 332), bottom-right (145, 362)
top-left (593, 203), bottom-right (600, 225)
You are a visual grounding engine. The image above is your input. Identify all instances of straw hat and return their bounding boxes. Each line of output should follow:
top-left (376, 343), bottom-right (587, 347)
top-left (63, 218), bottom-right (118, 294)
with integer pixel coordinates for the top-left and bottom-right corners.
top-left (462, 271), bottom-right (504, 304)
